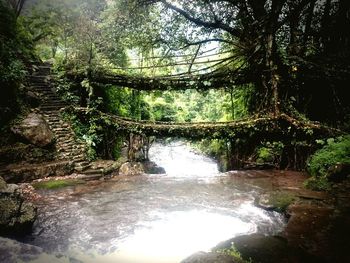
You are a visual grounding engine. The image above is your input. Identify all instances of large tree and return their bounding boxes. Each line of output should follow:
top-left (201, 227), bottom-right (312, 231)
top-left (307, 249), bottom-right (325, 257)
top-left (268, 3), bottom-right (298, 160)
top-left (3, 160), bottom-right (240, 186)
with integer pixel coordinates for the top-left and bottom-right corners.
top-left (133, 0), bottom-right (350, 123)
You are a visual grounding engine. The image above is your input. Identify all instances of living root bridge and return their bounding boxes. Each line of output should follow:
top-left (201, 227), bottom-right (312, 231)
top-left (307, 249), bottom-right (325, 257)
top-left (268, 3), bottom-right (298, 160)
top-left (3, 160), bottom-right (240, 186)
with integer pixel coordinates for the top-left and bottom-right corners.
top-left (67, 107), bottom-right (341, 140)
top-left (67, 69), bottom-right (245, 91)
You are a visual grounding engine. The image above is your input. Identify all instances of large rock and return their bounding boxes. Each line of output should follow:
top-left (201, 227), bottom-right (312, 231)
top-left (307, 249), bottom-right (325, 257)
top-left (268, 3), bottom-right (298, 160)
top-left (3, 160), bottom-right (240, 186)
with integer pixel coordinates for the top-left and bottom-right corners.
top-left (214, 234), bottom-right (317, 263)
top-left (0, 237), bottom-right (69, 263)
top-left (0, 177), bottom-right (37, 236)
top-left (119, 162), bottom-right (145, 176)
top-left (11, 113), bottom-right (55, 147)
top-left (2, 160), bottom-right (74, 184)
top-left (0, 143), bottom-right (55, 164)
top-left (143, 161), bottom-right (166, 174)
top-left (255, 191), bottom-right (296, 212)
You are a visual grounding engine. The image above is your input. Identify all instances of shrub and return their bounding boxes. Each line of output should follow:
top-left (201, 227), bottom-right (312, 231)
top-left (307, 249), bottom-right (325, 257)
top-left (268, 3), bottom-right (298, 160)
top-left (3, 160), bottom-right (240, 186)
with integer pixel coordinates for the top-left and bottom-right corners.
top-left (305, 135), bottom-right (350, 191)
top-left (307, 135), bottom-right (350, 177)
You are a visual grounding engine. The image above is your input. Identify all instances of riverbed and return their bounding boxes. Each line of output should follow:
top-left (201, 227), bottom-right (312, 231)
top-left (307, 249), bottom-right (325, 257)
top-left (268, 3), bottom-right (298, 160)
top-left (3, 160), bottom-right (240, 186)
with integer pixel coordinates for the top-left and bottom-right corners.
top-left (22, 141), bottom-right (287, 262)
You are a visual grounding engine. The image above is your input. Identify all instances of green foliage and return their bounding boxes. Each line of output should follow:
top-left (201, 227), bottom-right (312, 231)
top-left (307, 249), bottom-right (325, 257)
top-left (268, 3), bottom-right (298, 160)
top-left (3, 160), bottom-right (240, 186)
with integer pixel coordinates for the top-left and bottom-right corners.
top-left (144, 88), bottom-right (239, 123)
top-left (304, 177), bottom-right (331, 191)
top-left (307, 135), bottom-right (350, 177)
top-left (32, 179), bottom-right (84, 190)
top-left (0, 1), bottom-right (34, 124)
top-left (194, 139), bottom-right (226, 157)
top-left (54, 71), bottom-right (80, 104)
top-left (268, 192), bottom-right (296, 213)
top-left (305, 135), bottom-right (350, 191)
top-left (62, 111), bottom-right (98, 160)
top-left (215, 243), bottom-right (252, 263)
top-left (256, 142), bottom-right (284, 165)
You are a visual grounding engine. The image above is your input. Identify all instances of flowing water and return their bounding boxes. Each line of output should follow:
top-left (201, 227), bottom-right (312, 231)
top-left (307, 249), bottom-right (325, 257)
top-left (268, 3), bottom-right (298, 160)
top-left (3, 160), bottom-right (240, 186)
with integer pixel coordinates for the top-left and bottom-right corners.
top-left (24, 141), bottom-right (286, 263)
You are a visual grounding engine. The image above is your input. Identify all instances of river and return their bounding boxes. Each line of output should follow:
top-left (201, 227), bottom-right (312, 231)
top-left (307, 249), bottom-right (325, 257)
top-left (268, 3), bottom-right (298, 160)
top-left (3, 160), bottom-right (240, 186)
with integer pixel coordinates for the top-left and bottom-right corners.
top-left (23, 141), bottom-right (286, 263)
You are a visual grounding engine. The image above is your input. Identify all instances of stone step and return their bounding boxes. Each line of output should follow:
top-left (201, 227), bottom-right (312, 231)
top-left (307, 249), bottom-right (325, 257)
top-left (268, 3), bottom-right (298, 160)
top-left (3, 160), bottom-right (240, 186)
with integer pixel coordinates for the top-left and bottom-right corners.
top-left (73, 154), bottom-right (86, 160)
top-left (76, 160), bottom-right (90, 166)
top-left (45, 115), bottom-right (61, 119)
top-left (54, 129), bottom-right (71, 133)
top-left (75, 163), bottom-right (91, 172)
top-left (56, 135), bottom-right (73, 140)
top-left (56, 138), bottom-right (75, 143)
top-left (43, 101), bottom-right (63, 105)
top-left (28, 63), bottom-right (91, 167)
top-left (56, 136), bottom-right (73, 141)
top-left (52, 127), bottom-right (70, 131)
top-left (73, 145), bottom-right (86, 150)
top-left (56, 135), bottom-right (74, 139)
top-left (42, 96), bottom-right (63, 100)
top-left (30, 86), bottom-right (52, 90)
top-left (61, 148), bottom-right (74, 152)
top-left (40, 106), bottom-right (66, 110)
top-left (58, 144), bottom-right (76, 149)
top-left (58, 140), bottom-right (74, 144)
top-left (42, 104), bottom-right (67, 108)
top-left (28, 82), bottom-right (49, 86)
top-left (73, 158), bottom-right (85, 163)
top-left (32, 68), bottom-right (50, 75)
top-left (47, 120), bottom-right (61, 124)
top-left (41, 110), bottom-right (60, 114)
top-left (32, 89), bottom-right (54, 93)
top-left (31, 87), bottom-right (52, 90)
top-left (43, 96), bottom-right (62, 100)
top-left (43, 103), bottom-right (64, 107)
top-left (28, 76), bottom-right (49, 80)
top-left (41, 106), bottom-right (65, 110)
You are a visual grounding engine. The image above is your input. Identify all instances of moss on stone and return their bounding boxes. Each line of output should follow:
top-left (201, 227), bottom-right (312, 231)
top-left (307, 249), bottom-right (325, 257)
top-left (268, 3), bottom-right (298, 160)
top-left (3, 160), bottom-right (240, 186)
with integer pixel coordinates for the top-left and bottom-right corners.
top-left (32, 179), bottom-right (84, 190)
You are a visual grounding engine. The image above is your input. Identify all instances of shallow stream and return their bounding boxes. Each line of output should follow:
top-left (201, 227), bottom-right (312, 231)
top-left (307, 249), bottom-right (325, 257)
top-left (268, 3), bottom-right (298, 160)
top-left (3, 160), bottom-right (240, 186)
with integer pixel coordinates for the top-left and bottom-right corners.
top-left (24, 141), bottom-right (286, 262)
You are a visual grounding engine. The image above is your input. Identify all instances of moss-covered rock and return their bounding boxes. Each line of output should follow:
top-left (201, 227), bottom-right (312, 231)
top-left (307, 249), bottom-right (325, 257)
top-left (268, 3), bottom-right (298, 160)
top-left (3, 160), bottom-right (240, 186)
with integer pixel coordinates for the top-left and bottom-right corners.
top-left (32, 179), bottom-right (83, 190)
top-left (214, 234), bottom-right (316, 263)
top-left (0, 177), bottom-right (37, 236)
top-left (255, 191), bottom-right (296, 212)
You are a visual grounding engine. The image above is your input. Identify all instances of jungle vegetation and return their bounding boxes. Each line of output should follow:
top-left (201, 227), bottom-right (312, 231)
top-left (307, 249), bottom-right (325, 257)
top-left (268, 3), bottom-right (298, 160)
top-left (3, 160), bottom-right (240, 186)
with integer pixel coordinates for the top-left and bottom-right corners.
top-left (1, 0), bottom-right (349, 184)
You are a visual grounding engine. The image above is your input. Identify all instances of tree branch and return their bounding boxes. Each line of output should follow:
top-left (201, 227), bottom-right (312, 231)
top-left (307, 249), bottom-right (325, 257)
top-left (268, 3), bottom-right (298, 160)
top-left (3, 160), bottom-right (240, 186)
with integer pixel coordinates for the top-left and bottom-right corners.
top-left (160, 0), bottom-right (242, 38)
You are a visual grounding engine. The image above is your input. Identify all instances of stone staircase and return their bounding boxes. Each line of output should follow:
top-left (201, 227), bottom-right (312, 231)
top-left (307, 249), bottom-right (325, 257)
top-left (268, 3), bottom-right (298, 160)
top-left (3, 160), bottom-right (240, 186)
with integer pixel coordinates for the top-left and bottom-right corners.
top-left (27, 63), bottom-right (104, 180)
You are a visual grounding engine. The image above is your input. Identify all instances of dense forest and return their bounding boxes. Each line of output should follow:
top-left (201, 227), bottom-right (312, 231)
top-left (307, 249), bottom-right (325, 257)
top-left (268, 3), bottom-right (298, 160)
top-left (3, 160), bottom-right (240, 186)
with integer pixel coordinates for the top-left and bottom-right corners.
top-left (1, 0), bottom-right (350, 187)
top-left (1, 1), bottom-right (350, 262)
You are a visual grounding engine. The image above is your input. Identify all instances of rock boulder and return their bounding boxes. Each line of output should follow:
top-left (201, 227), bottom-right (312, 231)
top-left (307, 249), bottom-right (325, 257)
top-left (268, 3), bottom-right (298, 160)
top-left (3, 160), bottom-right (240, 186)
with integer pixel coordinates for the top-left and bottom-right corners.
top-left (119, 162), bottom-right (145, 176)
top-left (11, 113), bottom-right (54, 147)
top-left (214, 234), bottom-right (316, 263)
top-left (0, 237), bottom-right (68, 263)
top-left (0, 177), bottom-right (37, 236)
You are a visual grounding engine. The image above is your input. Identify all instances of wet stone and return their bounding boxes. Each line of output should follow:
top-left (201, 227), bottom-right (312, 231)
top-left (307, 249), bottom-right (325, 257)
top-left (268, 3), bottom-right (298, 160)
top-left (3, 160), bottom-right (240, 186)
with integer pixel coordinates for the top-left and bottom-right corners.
top-left (0, 176), bottom-right (37, 236)
top-left (214, 234), bottom-right (317, 263)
